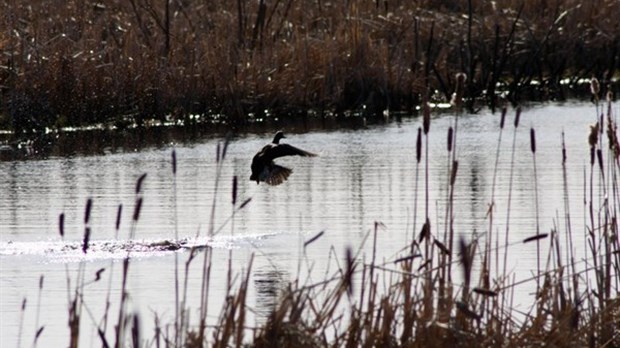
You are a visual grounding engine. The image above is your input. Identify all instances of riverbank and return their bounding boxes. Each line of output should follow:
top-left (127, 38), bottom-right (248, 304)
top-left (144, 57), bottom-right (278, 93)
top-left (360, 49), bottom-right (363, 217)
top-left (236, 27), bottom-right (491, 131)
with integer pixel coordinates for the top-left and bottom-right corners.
top-left (1, 0), bottom-right (618, 134)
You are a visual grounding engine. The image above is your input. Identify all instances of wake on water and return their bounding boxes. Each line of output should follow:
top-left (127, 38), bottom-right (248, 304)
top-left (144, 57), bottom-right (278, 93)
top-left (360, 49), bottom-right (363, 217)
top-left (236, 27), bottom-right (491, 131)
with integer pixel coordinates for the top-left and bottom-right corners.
top-left (0, 232), bottom-right (279, 263)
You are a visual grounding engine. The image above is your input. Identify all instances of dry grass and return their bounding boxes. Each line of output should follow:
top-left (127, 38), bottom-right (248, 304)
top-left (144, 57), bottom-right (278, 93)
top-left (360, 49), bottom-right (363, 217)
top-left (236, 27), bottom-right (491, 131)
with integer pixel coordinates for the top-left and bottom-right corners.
top-left (1, 0), bottom-right (618, 133)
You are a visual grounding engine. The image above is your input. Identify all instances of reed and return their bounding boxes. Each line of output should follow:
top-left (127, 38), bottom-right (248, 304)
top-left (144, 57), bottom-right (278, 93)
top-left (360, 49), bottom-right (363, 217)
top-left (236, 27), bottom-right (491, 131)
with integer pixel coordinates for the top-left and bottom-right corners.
top-left (1, 1), bottom-right (618, 134)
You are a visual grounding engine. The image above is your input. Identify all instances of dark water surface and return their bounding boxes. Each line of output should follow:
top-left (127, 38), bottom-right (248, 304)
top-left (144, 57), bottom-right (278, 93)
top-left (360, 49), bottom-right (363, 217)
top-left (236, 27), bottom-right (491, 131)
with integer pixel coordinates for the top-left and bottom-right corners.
top-left (0, 101), bottom-right (612, 346)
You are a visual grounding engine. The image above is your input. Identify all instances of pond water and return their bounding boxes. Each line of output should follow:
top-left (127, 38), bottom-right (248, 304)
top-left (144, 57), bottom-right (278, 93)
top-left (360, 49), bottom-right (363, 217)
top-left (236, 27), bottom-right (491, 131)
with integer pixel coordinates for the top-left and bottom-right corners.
top-left (0, 101), bottom-right (614, 346)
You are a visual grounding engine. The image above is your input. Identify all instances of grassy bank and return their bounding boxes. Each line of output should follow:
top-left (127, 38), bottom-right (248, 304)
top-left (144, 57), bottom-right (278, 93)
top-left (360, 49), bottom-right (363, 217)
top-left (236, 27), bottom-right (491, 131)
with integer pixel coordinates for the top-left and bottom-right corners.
top-left (1, 0), bottom-right (619, 134)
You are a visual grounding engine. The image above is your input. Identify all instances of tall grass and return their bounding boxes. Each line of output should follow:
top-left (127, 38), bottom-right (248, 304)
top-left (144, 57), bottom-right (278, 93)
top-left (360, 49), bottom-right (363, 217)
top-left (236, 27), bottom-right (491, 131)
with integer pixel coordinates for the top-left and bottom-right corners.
top-left (1, 0), bottom-right (618, 133)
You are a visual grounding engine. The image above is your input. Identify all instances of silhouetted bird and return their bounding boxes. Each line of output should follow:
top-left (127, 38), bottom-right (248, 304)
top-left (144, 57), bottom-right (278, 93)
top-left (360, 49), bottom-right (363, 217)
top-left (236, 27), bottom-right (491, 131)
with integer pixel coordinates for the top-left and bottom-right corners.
top-left (250, 131), bottom-right (316, 185)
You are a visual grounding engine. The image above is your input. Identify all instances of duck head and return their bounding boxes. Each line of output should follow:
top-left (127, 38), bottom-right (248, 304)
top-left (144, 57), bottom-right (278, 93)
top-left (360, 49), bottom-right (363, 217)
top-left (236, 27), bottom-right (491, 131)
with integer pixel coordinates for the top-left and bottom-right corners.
top-left (250, 173), bottom-right (259, 184)
top-left (272, 131), bottom-right (286, 144)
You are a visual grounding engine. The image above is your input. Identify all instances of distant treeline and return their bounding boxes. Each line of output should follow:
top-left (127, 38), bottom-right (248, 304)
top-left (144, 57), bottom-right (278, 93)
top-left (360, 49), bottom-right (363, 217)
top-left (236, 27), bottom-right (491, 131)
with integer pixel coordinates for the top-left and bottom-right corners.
top-left (0, 0), bottom-right (618, 134)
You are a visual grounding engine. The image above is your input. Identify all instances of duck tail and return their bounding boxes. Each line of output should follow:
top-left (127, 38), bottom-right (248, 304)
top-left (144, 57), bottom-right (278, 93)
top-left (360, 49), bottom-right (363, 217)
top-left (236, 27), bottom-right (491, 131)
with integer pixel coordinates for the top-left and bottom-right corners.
top-left (265, 165), bottom-right (292, 185)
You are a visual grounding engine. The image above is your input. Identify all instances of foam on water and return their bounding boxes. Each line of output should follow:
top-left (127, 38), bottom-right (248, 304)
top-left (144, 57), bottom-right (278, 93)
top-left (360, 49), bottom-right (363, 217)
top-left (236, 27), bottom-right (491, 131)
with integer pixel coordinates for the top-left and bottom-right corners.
top-left (0, 232), bottom-right (279, 263)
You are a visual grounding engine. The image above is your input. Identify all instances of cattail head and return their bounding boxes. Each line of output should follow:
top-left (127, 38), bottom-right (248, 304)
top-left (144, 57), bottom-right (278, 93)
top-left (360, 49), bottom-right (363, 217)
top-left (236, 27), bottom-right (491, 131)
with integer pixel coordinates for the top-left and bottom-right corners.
top-left (239, 197), bottom-right (252, 209)
top-left (530, 128), bottom-right (536, 154)
top-left (588, 122), bottom-right (599, 147)
top-left (59, 213), bottom-right (65, 238)
top-left (514, 107), bottom-right (521, 128)
top-left (171, 150), bottom-right (177, 175)
top-left (447, 127), bottom-right (454, 152)
top-left (221, 134), bottom-right (231, 161)
top-left (451, 73), bottom-right (467, 109)
top-left (590, 77), bottom-right (600, 100)
top-left (459, 237), bottom-right (472, 288)
top-left (232, 176), bottom-right (238, 206)
top-left (416, 127), bottom-right (422, 163)
top-left (133, 197), bottom-right (143, 222)
top-left (608, 91), bottom-right (614, 118)
top-left (422, 102), bottom-right (431, 135)
top-left (216, 142), bottom-right (221, 164)
top-left (344, 247), bottom-right (354, 296)
top-left (596, 148), bottom-right (603, 172)
top-left (500, 106), bottom-right (507, 129)
top-left (561, 131), bottom-right (567, 165)
top-left (84, 198), bottom-right (93, 224)
top-left (607, 118), bottom-right (620, 159)
top-left (115, 204), bottom-right (123, 231)
top-left (418, 219), bottom-right (431, 242)
top-left (136, 173), bottom-right (147, 194)
top-left (95, 269), bottom-right (105, 282)
top-left (82, 227), bottom-right (91, 254)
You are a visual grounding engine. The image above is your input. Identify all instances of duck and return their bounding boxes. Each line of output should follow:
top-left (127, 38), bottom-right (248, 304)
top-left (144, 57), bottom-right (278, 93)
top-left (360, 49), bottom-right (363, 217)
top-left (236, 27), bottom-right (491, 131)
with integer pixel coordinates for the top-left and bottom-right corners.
top-left (250, 131), bottom-right (317, 185)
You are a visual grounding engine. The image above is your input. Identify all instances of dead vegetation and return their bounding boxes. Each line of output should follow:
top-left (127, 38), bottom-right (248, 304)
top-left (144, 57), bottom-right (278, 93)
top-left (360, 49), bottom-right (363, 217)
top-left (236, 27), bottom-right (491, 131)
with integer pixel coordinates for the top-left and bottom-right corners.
top-left (0, 0), bottom-right (618, 133)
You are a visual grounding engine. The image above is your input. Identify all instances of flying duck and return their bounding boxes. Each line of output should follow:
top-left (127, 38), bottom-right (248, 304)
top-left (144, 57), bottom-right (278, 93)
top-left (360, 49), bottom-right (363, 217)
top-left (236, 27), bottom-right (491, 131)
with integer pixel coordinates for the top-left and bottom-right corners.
top-left (250, 131), bottom-right (317, 185)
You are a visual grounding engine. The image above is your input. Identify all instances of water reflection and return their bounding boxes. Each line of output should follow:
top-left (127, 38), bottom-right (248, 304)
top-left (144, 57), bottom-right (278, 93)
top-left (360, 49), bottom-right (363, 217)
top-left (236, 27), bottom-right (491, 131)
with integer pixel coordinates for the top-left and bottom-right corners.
top-left (253, 266), bottom-right (288, 319)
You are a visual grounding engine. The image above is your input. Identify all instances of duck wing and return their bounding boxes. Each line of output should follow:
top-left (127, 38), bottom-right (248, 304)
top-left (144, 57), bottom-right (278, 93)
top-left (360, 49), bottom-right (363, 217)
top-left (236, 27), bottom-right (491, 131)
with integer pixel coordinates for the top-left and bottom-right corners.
top-left (264, 164), bottom-right (293, 185)
top-left (264, 144), bottom-right (317, 161)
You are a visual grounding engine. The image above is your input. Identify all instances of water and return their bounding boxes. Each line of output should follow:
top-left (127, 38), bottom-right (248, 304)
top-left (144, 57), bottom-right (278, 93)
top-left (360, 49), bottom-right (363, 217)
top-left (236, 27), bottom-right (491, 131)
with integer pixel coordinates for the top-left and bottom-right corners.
top-left (0, 101), bottom-right (613, 346)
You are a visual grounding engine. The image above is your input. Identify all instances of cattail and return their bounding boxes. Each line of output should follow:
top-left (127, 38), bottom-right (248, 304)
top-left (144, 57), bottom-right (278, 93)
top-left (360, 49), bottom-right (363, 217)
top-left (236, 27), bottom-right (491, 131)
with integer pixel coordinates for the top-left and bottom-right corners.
top-left (34, 327), bottom-right (44, 341)
top-left (597, 149), bottom-right (603, 172)
top-left (59, 213), bottom-right (65, 238)
top-left (232, 176), bottom-right (238, 206)
top-left (422, 99), bottom-right (431, 135)
top-left (416, 127), bottom-right (422, 163)
top-left (562, 132), bottom-right (567, 164)
top-left (434, 239), bottom-right (450, 255)
top-left (84, 198), bottom-right (92, 224)
top-left (451, 72), bottom-right (467, 108)
top-left (500, 106), bottom-right (507, 129)
top-left (239, 197), bottom-right (252, 209)
top-left (590, 77), bottom-right (600, 100)
top-left (473, 287), bottom-right (498, 297)
top-left (115, 204), bottom-right (123, 231)
top-left (588, 123), bottom-right (599, 147)
top-left (82, 227), bottom-right (91, 254)
top-left (216, 142), bottom-right (221, 163)
top-left (304, 231), bottom-right (325, 248)
top-left (418, 219), bottom-right (430, 242)
top-left (607, 119), bottom-right (620, 159)
top-left (39, 275), bottom-right (44, 290)
top-left (530, 128), bottom-right (536, 154)
top-left (221, 135), bottom-right (231, 161)
top-left (131, 313), bottom-right (141, 347)
top-left (523, 233), bottom-right (548, 243)
top-left (450, 160), bottom-right (459, 186)
top-left (344, 247), bottom-right (354, 296)
top-left (171, 150), bottom-right (177, 175)
top-left (133, 198), bottom-right (143, 222)
top-left (608, 91), bottom-right (614, 120)
top-left (95, 268), bottom-right (105, 281)
top-left (447, 127), bottom-right (453, 152)
top-left (590, 147), bottom-right (595, 166)
top-left (22, 298), bottom-right (27, 311)
top-left (514, 106), bottom-right (521, 128)
top-left (456, 301), bottom-right (481, 321)
top-left (459, 237), bottom-right (471, 287)
top-left (394, 254), bottom-right (422, 263)
top-left (136, 173), bottom-right (147, 194)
